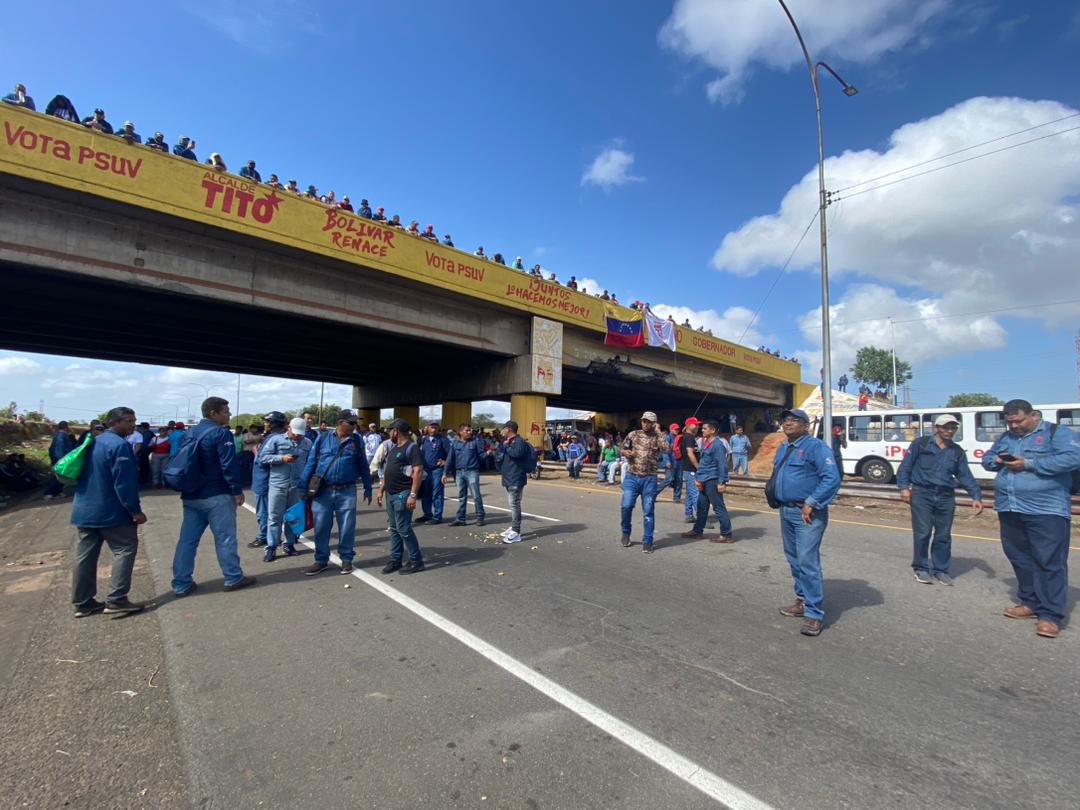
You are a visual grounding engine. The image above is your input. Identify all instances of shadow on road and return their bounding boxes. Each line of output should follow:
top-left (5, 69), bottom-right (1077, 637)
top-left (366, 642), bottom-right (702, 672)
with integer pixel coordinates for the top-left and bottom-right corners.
top-left (950, 556), bottom-right (998, 580)
top-left (826, 578), bottom-right (885, 622)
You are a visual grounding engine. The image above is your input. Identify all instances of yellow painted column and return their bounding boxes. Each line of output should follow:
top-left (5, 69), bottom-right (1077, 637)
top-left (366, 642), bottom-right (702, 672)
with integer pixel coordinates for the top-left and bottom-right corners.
top-left (355, 408), bottom-right (380, 428)
top-left (511, 394), bottom-right (547, 449)
top-left (392, 405), bottom-right (420, 432)
top-left (441, 401), bottom-right (472, 430)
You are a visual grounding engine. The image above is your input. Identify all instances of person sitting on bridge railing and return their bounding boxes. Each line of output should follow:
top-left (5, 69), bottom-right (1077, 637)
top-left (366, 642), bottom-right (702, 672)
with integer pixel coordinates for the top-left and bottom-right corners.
top-left (373, 206), bottom-right (387, 222)
top-left (513, 257), bottom-right (524, 270)
top-left (443, 234), bottom-right (455, 247)
top-left (492, 252), bottom-right (506, 265)
top-left (285, 179), bottom-right (300, 194)
top-left (266, 174), bottom-right (283, 189)
top-left (44, 94), bottom-right (79, 122)
top-left (388, 214), bottom-right (403, 228)
top-left (420, 224), bottom-right (438, 242)
top-left (407, 220), bottom-right (421, 236)
top-left (548, 272), bottom-right (558, 283)
top-left (321, 190), bottom-right (336, 205)
top-left (2, 82), bottom-right (35, 110)
top-left (147, 131), bottom-right (168, 153)
top-left (358, 199), bottom-right (372, 218)
top-left (114, 120), bottom-right (141, 145)
top-left (173, 136), bottom-right (197, 161)
top-left (474, 246), bottom-right (487, 258)
top-left (338, 195), bottom-right (354, 212)
top-left (81, 107), bottom-right (113, 134)
top-left (567, 277), bottom-right (579, 291)
top-left (238, 159), bottom-right (261, 182)
top-left (304, 184), bottom-right (318, 198)
top-left (206, 152), bottom-right (227, 172)
top-left (530, 264), bottom-right (543, 277)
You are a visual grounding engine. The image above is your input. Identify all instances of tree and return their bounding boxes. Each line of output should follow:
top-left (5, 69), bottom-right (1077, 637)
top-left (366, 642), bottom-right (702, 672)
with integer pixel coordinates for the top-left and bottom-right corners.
top-left (24, 410), bottom-right (44, 421)
top-left (946, 393), bottom-right (1003, 408)
top-left (0, 401), bottom-right (16, 419)
top-left (472, 412), bottom-right (499, 429)
top-left (292, 403), bottom-right (343, 426)
top-left (850, 346), bottom-right (912, 394)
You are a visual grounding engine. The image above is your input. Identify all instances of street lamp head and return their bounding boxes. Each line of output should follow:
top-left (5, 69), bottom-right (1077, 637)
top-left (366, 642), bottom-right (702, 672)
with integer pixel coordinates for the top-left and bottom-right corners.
top-left (843, 84), bottom-right (858, 97)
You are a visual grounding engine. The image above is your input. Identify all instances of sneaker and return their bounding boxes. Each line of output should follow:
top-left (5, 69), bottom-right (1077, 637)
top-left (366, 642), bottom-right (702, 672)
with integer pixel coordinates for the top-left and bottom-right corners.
top-left (476, 518), bottom-right (486, 527)
top-left (499, 528), bottom-right (512, 537)
top-left (304, 563), bottom-right (329, 577)
top-left (620, 533), bottom-right (631, 547)
top-left (934, 572), bottom-right (954, 586)
top-left (400, 561), bottom-right (425, 575)
top-left (448, 520), bottom-right (466, 527)
top-left (641, 544), bottom-right (654, 554)
top-left (429, 518), bottom-right (442, 525)
top-left (340, 562), bottom-right (354, 574)
top-left (381, 561), bottom-right (402, 575)
top-left (913, 570), bottom-right (934, 585)
top-left (263, 548), bottom-right (277, 563)
top-left (246, 538), bottom-right (267, 549)
top-left (502, 531), bottom-right (522, 544)
top-left (174, 582), bottom-right (198, 598)
top-left (281, 545), bottom-right (298, 557)
top-left (223, 575), bottom-right (256, 592)
top-left (104, 599), bottom-right (145, 615)
top-left (74, 599), bottom-right (106, 618)
top-left (779, 599), bottom-right (805, 617)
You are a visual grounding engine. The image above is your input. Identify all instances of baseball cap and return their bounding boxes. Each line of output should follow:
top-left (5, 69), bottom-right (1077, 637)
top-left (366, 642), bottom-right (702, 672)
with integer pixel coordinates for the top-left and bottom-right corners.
top-left (289, 417), bottom-right (307, 433)
top-left (338, 409), bottom-right (358, 424)
top-left (389, 417), bottom-right (411, 433)
top-left (427, 420), bottom-right (440, 427)
top-left (780, 408), bottom-right (811, 423)
top-left (640, 411), bottom-right (658, 423)
top-left (683, 416), bottom-right (701, 428)
top-left (933, 414), bottom-right (960, 426)
top-left (502, 420), bottom-right (519, 432)
top-left (668, 422), bottom-right (680, 432)
top-left (175, 421), bottom-right (185, 429)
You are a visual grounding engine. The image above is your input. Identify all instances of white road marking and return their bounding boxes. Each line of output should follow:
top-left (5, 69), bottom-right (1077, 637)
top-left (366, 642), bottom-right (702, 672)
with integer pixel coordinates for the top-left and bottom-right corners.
top-left (242, 503), bottom-right (773, 809)
top-left (442, 496), bottom-right (560, 522)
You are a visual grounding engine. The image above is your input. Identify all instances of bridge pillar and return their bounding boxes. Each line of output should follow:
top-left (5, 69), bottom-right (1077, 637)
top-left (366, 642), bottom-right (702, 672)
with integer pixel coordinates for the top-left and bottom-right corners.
top-left (511, 394), bottom-right (547, 450)
top-left (393, 405), bottom-right (420, 432)
top-left (441, 401), bottom-right (471, 429)
top-left (355, 408), bottom-right (380, 428)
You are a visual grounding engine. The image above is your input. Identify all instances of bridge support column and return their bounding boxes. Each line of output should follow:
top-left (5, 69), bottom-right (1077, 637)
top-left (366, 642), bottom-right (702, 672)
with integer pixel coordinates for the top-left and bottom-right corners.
top-left (441, 401), bottom-right (471, 430)
top-left (393, 405), bottom-right (420, 432)
top-left (355, 408), bottom-right (380, 428)
top-left (510, 394), bottom-right (547, 449)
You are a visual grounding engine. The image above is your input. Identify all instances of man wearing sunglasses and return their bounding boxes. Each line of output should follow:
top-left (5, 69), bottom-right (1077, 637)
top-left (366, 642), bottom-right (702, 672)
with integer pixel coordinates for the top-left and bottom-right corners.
top-left (896, 414), bottom-right (983, 586)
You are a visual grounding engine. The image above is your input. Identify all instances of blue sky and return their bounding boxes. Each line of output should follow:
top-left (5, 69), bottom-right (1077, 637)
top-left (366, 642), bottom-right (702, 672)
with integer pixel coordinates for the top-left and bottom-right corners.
top-left (2, 0), bottom-right (1080, 422)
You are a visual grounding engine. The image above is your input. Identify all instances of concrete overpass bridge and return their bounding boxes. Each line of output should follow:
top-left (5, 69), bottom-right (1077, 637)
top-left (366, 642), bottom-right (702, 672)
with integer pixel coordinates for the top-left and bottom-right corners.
top-left (0, 104), bottom-right (808, 442)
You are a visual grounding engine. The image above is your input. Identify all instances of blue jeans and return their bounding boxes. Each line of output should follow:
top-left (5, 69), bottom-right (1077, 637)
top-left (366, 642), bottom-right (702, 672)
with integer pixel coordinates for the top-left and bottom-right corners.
top-left (420, 466), bottom-right (445, 520)
top-left (620, 472), bottom-right (658, 544)
top-left (566, 458), bottom-right (583, 479)
top-left (254, 488), bottom-right (268, 542)
top-left (657, 464), bottom-right (675, 494)
top-left (683, 471), bottom-right (699, 518)
top-left (267, 485), bottom-right (299, 549)
top-left (780, 504), bottom-right (828, 621)
top-left (455, 469), bottom-right (485, 521)
top-left (671, 460), bottom-right (683, 501)
top-left (910, 487), bottom-right (955, 573)
top-left (172, 493), bottom-right (244, 593)
top-left (999, 511), bottom-right (1070, 623)
top-left (731, 453), bottom-right (749, 475)
top-left (312, 485), bottom-right (357, 565)
top-left (386, 492), bottom-right (423, 564)
top-left (693, 479), bottom-right (732, 536)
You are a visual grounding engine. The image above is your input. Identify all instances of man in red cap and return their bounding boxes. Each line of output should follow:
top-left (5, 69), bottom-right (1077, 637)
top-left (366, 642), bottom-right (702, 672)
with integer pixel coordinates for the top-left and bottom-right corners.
top-left (666, 422), bottom-right (683, 502)
top-left (678, 418), bottom-right (701, 522)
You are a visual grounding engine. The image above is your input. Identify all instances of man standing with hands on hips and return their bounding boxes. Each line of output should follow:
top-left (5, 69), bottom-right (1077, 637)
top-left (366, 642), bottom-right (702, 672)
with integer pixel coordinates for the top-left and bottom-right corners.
top-left (377, 418), bottom-right (425, 575)
top-left (769, 408), bottom-right (841, 637)
top-left (896, 414), bottom-right (983, 585)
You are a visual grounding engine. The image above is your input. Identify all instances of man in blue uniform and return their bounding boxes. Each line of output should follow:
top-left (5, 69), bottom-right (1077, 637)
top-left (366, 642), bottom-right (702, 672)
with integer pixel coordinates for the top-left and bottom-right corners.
top-left (770, 408), bottom-right (842, 637)
top-left (445, 424), bottom-right (486, 526)
top-left (416, 421), bottom-right (450, 525)
top-left (896, 414), bottom-right (984, 585)
top-left (983, 399), bottom-right (1080, 639)
top-left (297, 409), bottom-right (373, 576)
top-left (729, 426), bottom-right (751, 476)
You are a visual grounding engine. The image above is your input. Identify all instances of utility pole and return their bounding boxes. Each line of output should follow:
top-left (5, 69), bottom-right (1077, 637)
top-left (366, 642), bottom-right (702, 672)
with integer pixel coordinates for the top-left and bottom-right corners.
top-left (1075, 329), bottom-right (1080, 401)
top-left (890, 318), bottom-right (898, 406)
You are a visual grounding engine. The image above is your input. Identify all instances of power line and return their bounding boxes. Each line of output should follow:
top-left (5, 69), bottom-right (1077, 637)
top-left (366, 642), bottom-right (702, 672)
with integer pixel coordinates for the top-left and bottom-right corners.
top-left (830, 125), bottom-right (1080, 203)
top-left (832, 111), bottom-right (1080, 195)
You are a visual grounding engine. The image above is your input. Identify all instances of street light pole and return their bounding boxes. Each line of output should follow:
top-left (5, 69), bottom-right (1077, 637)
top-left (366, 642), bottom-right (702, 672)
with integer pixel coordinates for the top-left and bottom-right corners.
top-left (777, 0), bottom-right (857, 439)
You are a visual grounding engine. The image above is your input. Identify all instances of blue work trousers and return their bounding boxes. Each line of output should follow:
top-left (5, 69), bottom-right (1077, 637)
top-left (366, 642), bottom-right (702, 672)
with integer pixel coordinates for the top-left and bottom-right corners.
top-left (254, 488), bottom-right (268, 543)
top-left (172, 494), bottom-right (244, 593)
top-left (312, 485), bottom-right (357, 565)
top-left (386, 492), bottom-right (423, 564)
top-left (267, 485), bottom-right (299, 549)
top-left (683, 470), bottom-right (699, 518)
top-left (455, 469), bottom-right (485, 521)
top-left (693, 479), bottom-right (733, 536)
top-left (420, 466), bottom-right (445, 520)
top-left (998, 511), bottom-right (1070, 624)
top-left (780, 504), bottom-right (828, 621)
top-left (620, 472), bottom-right (658, 544)
top-left (731, 453), bottom-right (749, 475)
top-left (910, 486), bottom-right (955, 574)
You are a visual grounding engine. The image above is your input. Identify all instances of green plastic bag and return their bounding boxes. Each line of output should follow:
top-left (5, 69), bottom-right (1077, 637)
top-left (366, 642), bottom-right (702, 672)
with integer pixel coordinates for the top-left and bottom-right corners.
top-left (53, 435), bottom-right (93, 485)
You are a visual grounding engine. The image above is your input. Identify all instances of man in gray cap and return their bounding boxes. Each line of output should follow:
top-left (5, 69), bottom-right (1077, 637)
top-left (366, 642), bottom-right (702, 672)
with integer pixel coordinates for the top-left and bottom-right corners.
top-left (896, 413), bottom-right (983, 585)
top-left (619, 411), bottom-right (670, 553)
top-left (770, 408), bottom-right (841, 636)
top-left (377, 418), bottom-right (425, 575)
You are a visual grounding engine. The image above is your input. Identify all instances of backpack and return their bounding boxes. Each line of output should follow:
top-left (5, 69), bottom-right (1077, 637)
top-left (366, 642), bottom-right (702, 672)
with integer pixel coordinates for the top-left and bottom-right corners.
top-left (672, 434), bottom-right (683, 461)
top-left (163, 430), bottom-right (209, 494)
top-left (1047, 424), bottom-right (1080, 496)
top-left (523, 441), bottom-right (538, 474)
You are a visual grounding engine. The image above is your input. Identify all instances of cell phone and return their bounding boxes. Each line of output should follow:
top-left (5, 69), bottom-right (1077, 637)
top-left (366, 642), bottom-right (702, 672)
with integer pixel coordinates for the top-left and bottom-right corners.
top-left (998, 453), bottom-right (1016, 462)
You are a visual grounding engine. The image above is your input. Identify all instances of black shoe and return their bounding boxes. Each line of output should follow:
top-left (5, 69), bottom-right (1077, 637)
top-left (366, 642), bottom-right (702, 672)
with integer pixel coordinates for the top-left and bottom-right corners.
top-left (340, 562), bottom-right (354, 574)
top-left (263, 548), bottom-right (277, 563)
top-left (641, 544), bottom-right (654, 554)
top-left (414, 516), bottom-right (431, 524)
top-left (448, 520), bottom-right (466, 527)
top-left (476, 518), bottom-right (486, 526)
top-left (304, 563), bottom-right (329, 576)
top-left (429, 518), bottom-right (442, 525)
top-left (223, 575), bottom-right (256, 592)
top-left (104, 599), bottom-right (145, 615)
top-left (400, 561), bottom-right (426, 575)
top-left (281, 545), bottom-right (298, 557)
top-left (620, 533), bottom-right (631, 547)
top-left (382, 561), bottom-right (402, 575)
top-left (246, 538), bottom-right (268, 549)
top-left (74, 599), bottom-right (106, 618)
top-left (174, 582), bottom-right (198, 598)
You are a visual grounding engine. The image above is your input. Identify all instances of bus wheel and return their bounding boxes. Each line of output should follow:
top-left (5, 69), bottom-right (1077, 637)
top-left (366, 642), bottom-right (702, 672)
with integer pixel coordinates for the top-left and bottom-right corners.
top-left (861, 458), bottom-right (893, 484)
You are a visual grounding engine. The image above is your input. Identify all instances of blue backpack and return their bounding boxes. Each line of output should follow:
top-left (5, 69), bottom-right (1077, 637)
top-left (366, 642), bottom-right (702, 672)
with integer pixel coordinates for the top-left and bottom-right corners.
top-left (163, 431), bottom-right (208, 494)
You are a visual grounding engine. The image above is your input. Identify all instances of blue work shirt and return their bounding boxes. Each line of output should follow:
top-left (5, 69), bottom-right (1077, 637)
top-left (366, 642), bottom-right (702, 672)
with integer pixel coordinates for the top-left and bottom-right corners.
top-left (896, 437), bottom-right (981, 500)
top-left (70, 429), bottom-right (141, 528)
top-left (447, 437), bottom-right (485, 474)
top-left (420, 435), bottom-right (451, 469)
top-left (772, 434), bottom-right (841, 509)
top-left (730, 434), bottom-right (751, 456)
top-left (251, 437), bottom-right (271, 496)
top-left (238, 165), bottom-right (262, 182)
top-left (180, 419), bottom-right (244, 500)
top-left (565, 442), bottom-right (586, 461)
top-left (696, 436), bottom-right (730, 483)
top-left (172, 144), bottom-right (197, 160)
top-left (982, 420), bottom-right (1080, 519)
top-left (168, 429), bottom-right (185, 459)
top-left (298, 431), bottom-right (373, 495)
top-left (259, 432), bottom-right (312, 489)
top-left (49, 431), bottom-right (76, 464)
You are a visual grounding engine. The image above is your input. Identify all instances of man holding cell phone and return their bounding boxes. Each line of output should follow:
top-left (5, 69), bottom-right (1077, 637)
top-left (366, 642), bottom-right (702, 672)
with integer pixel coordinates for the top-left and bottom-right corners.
top-left (618, 411), bottom-right (670, 554)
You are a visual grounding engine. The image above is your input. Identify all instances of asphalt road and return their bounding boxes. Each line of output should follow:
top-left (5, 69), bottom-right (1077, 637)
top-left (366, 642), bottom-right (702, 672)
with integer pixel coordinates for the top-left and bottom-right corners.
top-left (3, 475), bottom-right (1078, 809)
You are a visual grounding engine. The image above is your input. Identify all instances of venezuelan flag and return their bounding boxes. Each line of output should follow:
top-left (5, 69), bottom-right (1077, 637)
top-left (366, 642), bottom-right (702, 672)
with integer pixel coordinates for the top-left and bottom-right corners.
top-left (603, 303), bottom-right (645, 348)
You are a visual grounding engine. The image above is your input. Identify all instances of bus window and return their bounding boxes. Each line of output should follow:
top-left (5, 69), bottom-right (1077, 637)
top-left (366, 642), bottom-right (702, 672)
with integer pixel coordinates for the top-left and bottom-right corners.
top-left (975, 411), bottom-right (1007, 443)
top-left (885, 415), bottom-right (918, 441)
top-left (1055, 408), bottom-right (1080, 426)
top-left (849, 415), bottom-right (882, 442)
top-left (922, 412), bottom-right (964, 441)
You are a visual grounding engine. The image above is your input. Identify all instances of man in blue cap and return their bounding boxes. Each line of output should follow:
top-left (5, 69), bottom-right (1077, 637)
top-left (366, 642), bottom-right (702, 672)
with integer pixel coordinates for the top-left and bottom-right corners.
top-left (770, 407), bottom-right (841, 636)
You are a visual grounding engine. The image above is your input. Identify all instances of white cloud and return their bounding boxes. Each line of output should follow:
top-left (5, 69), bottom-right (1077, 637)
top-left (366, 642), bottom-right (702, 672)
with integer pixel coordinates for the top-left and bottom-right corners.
top-left (0, 357), bottom-right (41, 376)
top-left (581, 144), bottom-right (644, 189)
top-left (660, 0), bottom-right (947, 104)
top-left (649, 303), bottom-right (764, 348)
top-left (576, 277), bottom-right (605, 296)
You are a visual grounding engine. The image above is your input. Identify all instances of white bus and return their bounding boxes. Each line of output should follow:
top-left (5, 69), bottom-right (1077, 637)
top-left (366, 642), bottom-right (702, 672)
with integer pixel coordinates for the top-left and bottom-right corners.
top-left (818, 403), bottom-right (1080, 484)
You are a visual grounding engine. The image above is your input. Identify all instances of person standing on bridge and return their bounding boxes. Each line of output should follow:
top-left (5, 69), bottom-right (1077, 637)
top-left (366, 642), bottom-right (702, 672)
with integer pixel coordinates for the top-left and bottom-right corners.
top-left (415, 421), bottom-right (450, 525)
top-left (171, 397), bottom-right (254, 596)
top-left (70, 407), bottom-right (148, 617)
top-left (771, 408), bottom-right (841, 637)
top-left (446, 424), bottom-right (487, 527)
top-left (983, 399), bottom-right (1080, 639)
top-left (619, 411), bottom-right (670, 553)
top-left (297, 409), bottom-right (373, 576)
top-left (896, 414), bottom-right (984, 586)
top-left (682, 418), bottom-right (733, 543)
top-left (730, 426), bottom-right (751, 476)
